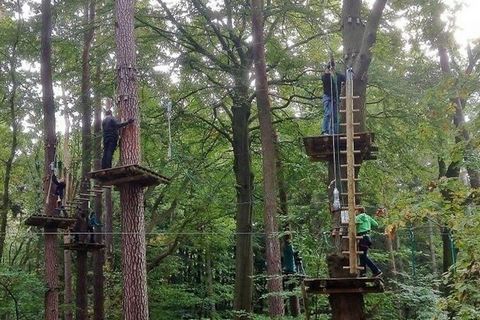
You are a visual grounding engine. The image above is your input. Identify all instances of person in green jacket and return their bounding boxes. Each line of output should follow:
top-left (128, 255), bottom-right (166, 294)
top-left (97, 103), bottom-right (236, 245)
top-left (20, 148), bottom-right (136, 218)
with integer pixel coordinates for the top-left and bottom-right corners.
top-left (356, 208), bottom-right (382, 277)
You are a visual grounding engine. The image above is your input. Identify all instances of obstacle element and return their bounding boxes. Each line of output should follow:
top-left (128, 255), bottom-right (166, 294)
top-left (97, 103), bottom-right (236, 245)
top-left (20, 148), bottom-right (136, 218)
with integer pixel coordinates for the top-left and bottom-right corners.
top-left (303, 277), bottom-right (384, 295)
top-left (303, 132), bottom-right (377, 162)
top-left (25, 214), bottom-right (77, 229)
top-left (63, 242), bottom-right (105, 251)
top-left (88, 164), bottom-right (169, 187)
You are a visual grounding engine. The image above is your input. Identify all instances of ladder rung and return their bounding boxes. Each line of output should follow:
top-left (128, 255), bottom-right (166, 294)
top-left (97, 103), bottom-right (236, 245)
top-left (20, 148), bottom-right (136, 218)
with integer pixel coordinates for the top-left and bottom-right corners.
top-left (339, 136), bottom-right (361, 140)
top-left (342, 236), bottom-right (363, 240)
top-left (339, 109), bottom-right (360, 112)
top-left (340, 150), bottom-right (362, 154)
top-left (342, 251), bottom-right (365, 255)
top-left (340, 178), bottom-right (360, 181)
top-left (341, 192), bottom-right (362, 195)
top-left (340, 123), bottom-right (360, 126)
top-left (340, 164), bottom-right (361, 167)
top-left (343, 266), bottom-right (365, 270)
top-left (340, 206), bottom-right (363, 210)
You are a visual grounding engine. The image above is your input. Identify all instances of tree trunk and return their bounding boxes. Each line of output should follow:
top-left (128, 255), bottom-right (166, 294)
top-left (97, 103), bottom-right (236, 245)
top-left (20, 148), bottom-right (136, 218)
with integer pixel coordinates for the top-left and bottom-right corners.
top-left (41, 0), bottom-right (59, 318)
top-left (76, 2), bottom-right (95, 319)
top-left (251, 0), bottom-right (284, 316)
top-left (276, 144), bottom-right (300, 316)
top-left (428, 219), bottom-right (438, 276)
top-left (324, 1), bottom-right (387, 319)
top-left (386, 236), bottom-right (397, 276)
top-left (93, 60), bottom-right (105, 320)
top-left (115, 0), bottom-right (149, 318)
top-left (0, 14), bottom-right (20, 263)
top-left (62, 89), bottom-right (73, 320)
top-left (232, 96), bottom-right (254, 319)
top-left (103, 97), bottom-right (114, 266)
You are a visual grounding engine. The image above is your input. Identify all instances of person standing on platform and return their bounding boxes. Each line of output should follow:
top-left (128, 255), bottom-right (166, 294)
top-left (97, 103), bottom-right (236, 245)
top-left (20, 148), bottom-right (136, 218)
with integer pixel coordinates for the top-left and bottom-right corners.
top-left (321, 61), bottom-right (345, 135)
top-left (356, 208), bottom-right (383, 277)
top-left (101, 109), bottom-right (134, 169)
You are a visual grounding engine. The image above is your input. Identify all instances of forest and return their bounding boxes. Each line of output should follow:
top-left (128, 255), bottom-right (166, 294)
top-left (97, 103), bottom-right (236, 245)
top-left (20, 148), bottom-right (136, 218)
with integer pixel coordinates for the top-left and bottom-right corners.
top-left (0, 0), bottom-right (479, 319)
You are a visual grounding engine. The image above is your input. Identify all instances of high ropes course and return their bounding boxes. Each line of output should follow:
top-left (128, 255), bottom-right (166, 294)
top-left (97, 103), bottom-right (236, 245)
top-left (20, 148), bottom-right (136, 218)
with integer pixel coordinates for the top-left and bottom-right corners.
top-left (301, 68), bottom-right (383, 318)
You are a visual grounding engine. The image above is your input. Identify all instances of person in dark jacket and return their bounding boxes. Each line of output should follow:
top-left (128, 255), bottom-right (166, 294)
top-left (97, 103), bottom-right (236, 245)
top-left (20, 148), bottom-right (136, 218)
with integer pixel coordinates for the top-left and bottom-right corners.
top-left (88, 211), bottom-right (102, 243)
top-left (321, 61), bottom-right (345, 135)
top-left (52, 173), bottom-right (66, 215)
top-left (101, 110), bottom-right (134, 169)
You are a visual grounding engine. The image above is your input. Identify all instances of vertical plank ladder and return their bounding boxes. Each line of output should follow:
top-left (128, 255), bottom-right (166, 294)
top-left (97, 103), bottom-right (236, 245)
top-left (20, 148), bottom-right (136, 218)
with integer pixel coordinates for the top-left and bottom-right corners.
top-left (345, 68), bottom-right (359, 275)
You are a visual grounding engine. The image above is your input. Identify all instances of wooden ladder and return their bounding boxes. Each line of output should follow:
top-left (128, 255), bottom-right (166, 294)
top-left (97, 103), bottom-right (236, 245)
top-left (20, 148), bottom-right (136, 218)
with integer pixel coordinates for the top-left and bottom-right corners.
top-left (340, 68), bottom-right (362, 275)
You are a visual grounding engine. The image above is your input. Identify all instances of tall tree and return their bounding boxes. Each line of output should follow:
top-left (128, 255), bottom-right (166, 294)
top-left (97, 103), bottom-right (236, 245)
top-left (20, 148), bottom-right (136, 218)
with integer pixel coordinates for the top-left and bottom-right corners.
top-left (152, 2), bottom-right (255, 315)
top-left (92, 63), bottom-right (105, 320)
top-left (251, 0), bottom-right (284, 316)
top-left (115, 0), bottom-right (149, 318)
top-left (40, 0), bottom-right (60, 318)
top-left (61, 89), bottom-right (73, 320)
top-left (0, 2), bottom-right (21, 262)
top-left (325, 1), bottom-right (387, 319)
top-left (76, 2), bottom-right (96, 319)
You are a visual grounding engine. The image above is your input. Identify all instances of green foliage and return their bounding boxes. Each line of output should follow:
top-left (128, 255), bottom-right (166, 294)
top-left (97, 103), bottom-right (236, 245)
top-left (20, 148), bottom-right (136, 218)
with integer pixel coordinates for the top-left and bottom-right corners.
top-left (0, 266), bottom-right (44, 319)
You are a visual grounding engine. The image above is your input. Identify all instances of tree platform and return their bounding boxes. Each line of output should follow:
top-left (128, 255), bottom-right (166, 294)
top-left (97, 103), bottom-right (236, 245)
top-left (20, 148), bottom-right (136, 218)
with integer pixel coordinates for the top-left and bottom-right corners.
top-left (25, 214), bottom-right (77, 229)
top-left (303, 132), bottom-right (378, 162)
top-left (63, 242), bottom-right (105, 251)
top-left (88, 164), bottom-right (170, 187)
top-left (302, 277), bottom-right (384, 294)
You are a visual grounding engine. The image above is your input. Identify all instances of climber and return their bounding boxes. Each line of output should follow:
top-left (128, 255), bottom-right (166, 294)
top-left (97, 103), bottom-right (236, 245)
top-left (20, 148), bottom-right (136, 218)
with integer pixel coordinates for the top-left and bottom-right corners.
top-left (321, 60), bottom-right (345, 135)
top-left (101, 109), bottom-right (134, 169)
top-left (88, 211), bottom-right (102, 243)
top-left (356, 207), bottom-right (383, 278)
top-left (282, 235), bottom-right (296, 275)
top-left (51, 173), bottom-right (66, 215)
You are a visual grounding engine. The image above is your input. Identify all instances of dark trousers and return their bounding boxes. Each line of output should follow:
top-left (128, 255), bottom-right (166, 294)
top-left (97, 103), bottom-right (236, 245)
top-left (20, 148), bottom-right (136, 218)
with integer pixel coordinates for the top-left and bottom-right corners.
top-left (359, 235), bottom-right (380, 275)
top-left (102, 136), bottom-right (118, 169)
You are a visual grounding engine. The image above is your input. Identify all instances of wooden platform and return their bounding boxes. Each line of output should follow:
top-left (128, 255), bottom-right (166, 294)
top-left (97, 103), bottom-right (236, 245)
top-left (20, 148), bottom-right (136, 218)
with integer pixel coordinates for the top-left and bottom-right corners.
top-left (303, 277), bottom-right (384, 294)
top-left (63, 242), bottom-right (105, 251)
top-left (303, 132), bottom-right (377, 162)
top-left (88, 164), bottom-right (169, 187)
top-left (25, 214), bottom-right (77, 229)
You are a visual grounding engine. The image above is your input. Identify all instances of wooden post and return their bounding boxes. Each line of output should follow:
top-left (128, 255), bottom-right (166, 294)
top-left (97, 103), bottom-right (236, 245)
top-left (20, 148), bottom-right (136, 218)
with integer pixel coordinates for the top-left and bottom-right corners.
top-left (345, 69), bottom-right (357, 275)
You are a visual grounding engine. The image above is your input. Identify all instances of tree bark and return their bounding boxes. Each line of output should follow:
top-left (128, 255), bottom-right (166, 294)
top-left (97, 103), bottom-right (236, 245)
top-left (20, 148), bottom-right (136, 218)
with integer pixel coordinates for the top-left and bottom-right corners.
top-left (232, 96), bottom-right (254, 319)
top-left (41, 0), bottom-right (59, 318)
top-left (251, 0), bottom-right (284, 316)
top-left (115, 0), bottom-right (149, 318)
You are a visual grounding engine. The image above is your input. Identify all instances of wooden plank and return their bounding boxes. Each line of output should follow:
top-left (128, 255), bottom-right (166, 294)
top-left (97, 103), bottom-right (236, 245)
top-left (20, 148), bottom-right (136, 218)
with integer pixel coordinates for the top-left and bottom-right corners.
top-left (25, 215), bottom-right (76, 229)
top-left (63, 242), bottom-right (105, 251)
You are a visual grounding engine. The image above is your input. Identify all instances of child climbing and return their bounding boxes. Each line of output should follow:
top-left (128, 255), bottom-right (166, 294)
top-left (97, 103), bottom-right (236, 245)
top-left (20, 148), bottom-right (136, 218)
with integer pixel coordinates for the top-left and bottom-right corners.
top-left (355, 207), bottom-right (383, 278)
top-left (101, 109), bottom-right (134, 169)
top-left (321, 60), bottom-right (345, 135)
top-left (51, 172), bottom-right (66, 216)
top-left (88, 211), bottom-right (102, 243)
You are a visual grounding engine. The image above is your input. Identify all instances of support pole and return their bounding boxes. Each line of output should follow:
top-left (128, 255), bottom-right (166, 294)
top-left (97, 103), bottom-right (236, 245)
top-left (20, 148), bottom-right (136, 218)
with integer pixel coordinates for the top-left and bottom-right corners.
top-left (345, 68), bottom-right (357, 275)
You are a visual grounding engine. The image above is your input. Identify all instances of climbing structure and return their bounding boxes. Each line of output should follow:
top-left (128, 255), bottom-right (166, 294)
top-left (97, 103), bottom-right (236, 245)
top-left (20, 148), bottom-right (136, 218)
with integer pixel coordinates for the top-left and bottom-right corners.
top-left (302, 69), bottom-right (383, 318)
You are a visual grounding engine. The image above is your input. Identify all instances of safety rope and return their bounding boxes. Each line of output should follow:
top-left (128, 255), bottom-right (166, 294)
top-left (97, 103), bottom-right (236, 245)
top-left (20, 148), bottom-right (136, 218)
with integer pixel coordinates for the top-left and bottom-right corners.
top-left (165, 99), bottom-right (173, 160)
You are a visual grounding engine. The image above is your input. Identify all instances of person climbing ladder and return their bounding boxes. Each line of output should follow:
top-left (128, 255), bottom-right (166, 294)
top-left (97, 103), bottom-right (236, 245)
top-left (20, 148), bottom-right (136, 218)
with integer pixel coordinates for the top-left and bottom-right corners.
top-left (356, 207), bottom-right (383, 278)
top-left (102, 109), bottom-right (134, 169)
top-left (51, 171), bottom-right (67, 216)
top-left (321, 60), bottom-right (345, 135)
